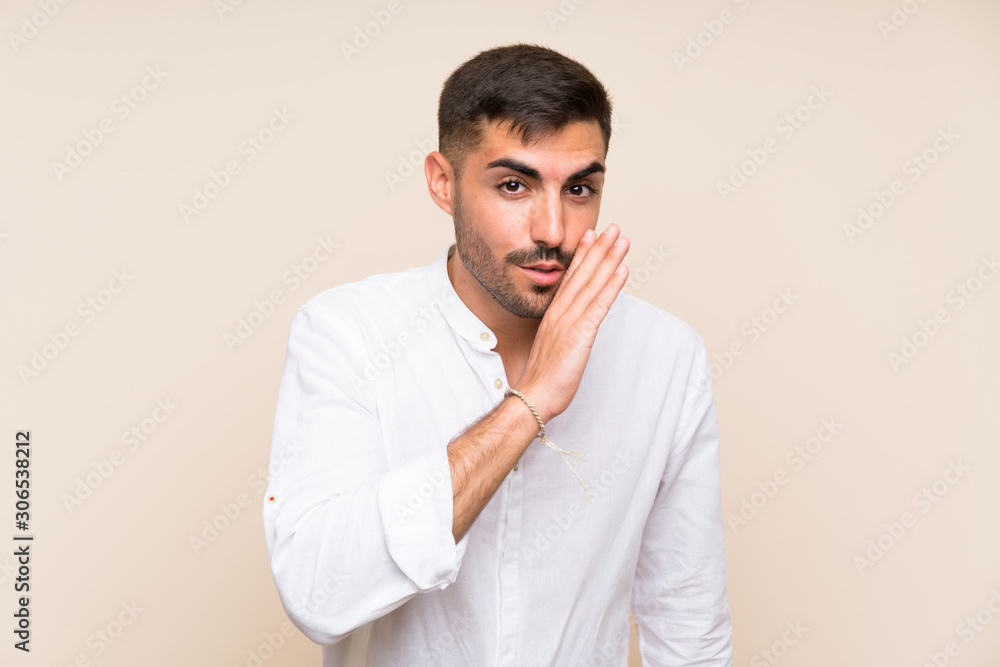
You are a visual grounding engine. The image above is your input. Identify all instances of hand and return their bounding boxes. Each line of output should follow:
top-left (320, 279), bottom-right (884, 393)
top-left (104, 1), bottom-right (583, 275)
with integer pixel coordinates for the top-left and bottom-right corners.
top-left (512, 224), bottom-right (629, 422)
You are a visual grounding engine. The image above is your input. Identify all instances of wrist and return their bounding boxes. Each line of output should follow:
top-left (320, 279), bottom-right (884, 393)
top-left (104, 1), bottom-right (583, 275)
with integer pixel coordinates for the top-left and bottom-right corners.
top-left (506, 386), bottom-right (552, 427)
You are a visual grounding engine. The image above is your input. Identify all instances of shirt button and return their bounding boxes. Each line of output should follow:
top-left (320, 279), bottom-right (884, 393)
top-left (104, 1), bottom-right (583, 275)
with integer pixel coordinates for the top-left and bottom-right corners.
top-left (480, 331), bottom-right (490, 340)
top-left (513, 460), bottom-right (520, 471)
top-left (493, 378), bottom-right (503, 389)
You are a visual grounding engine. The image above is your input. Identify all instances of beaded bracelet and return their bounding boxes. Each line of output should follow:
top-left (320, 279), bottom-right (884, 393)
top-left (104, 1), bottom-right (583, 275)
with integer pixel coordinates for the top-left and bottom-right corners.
top-left (504, 387), bottom-right (592, 503)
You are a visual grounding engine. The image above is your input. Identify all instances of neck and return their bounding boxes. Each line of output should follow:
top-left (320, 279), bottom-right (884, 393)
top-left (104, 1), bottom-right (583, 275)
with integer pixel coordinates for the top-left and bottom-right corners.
top-left (447, 245), bottom-right (540, 358)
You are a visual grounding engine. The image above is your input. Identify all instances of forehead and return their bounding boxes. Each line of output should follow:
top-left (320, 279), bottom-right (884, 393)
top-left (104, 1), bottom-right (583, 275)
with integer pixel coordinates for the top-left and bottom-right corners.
top-left (472, 118), bottom-right (605, 169)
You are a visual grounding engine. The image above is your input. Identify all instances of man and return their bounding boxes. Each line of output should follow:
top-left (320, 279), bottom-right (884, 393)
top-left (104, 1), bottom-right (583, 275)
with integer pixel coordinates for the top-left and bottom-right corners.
top-left (263, 43), bottom-right (733, 666)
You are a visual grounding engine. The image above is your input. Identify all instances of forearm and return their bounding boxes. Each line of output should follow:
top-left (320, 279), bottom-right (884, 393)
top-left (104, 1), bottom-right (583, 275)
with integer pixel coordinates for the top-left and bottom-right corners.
top-left (448, 394), bottom-right (539, 542)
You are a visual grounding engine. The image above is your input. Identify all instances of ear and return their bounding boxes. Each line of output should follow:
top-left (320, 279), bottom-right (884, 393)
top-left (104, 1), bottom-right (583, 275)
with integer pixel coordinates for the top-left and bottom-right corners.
top-left (425, 151), bottom-right (456, 216)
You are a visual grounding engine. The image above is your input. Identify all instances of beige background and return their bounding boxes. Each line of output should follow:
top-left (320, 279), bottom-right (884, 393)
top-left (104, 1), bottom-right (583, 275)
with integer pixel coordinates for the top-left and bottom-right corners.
top-left (2, 0), bottom-right (999, 665)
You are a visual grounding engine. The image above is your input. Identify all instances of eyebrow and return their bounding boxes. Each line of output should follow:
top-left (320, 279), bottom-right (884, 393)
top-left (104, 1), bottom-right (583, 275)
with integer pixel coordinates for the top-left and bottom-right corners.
top-left (485, 157), bottom-right (605, 185)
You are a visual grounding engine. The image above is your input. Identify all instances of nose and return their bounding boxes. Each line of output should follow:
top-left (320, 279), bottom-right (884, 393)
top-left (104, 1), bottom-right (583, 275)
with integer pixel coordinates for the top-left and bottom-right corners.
top-left (528, 189), bottom-right (567, 253)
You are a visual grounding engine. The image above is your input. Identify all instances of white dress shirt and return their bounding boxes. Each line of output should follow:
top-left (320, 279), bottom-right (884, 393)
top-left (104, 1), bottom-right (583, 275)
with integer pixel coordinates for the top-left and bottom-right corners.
top-left (262, 243), bottom-right (733, 666)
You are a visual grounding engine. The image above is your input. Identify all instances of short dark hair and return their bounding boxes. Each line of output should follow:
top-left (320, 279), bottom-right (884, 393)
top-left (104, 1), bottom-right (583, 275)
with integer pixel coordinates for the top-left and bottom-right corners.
top-left (437, 43), bottom-right (614, 181)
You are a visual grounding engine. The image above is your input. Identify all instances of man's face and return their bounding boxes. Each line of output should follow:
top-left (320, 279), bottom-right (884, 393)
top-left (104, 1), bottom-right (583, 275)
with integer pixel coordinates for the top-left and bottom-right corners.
top-left (451, 118), bottom-right (606, 320)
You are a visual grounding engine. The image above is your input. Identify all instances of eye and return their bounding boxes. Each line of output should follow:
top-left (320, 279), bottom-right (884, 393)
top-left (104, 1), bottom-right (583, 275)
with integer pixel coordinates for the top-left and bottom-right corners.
top-left (496, 178), bottom-right (600, 200)
top-left (569, 183), bottom-right (600, 199)
top-left (496, 178), bottom-right (526, 195)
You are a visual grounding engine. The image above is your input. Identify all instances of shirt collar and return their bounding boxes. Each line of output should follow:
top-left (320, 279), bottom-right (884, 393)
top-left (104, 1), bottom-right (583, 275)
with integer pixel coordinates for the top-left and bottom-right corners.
top-left (429, 244), bottom-right (499, 352)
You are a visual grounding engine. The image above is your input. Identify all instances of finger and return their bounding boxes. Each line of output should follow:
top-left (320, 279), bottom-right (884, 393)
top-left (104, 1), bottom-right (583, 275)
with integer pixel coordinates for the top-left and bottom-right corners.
top-left (565, 232), bottom-right (629, 322)
top-left (544, 227), bottom-right (597, 319)
top-left (560, 228), bottom-right (595, 286)
top-left (580, 260), bottom-right (629, 330)
top-left (557, 224), bottom-right (622, 307)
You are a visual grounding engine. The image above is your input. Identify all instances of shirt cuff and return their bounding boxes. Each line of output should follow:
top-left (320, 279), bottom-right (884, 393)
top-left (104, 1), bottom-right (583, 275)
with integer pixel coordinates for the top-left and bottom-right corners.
top-left (377, 446), bottom-right (467, 591)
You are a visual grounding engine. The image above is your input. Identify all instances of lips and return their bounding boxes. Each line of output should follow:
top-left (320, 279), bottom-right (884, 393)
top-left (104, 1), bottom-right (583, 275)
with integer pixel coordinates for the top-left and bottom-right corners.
top-left (519, 264), bottom-right (564, 286)
top-left (521, 263), bottom-right (564, 272)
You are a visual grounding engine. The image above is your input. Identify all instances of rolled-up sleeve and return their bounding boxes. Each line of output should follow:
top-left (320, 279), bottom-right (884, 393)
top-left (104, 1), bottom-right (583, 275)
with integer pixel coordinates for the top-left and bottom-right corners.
top-left (630, 336), bottom-right (733, 666)
top-left (262, 299), bottom-right (470, 646)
